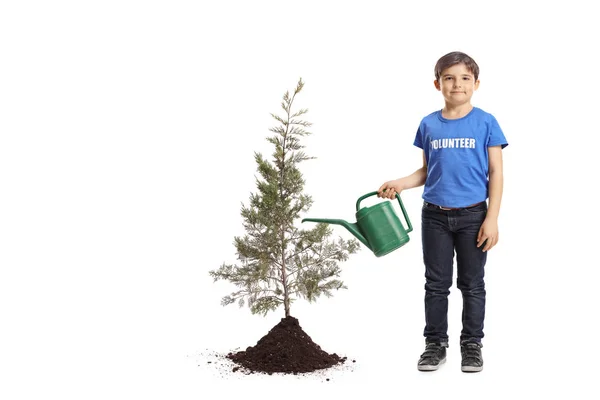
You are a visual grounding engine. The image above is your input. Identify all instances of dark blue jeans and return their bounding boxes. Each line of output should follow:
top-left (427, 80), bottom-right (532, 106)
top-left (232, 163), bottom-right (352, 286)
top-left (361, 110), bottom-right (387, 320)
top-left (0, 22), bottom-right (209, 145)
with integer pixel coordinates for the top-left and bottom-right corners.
top-left (421, 201), bottom-right (488, 345)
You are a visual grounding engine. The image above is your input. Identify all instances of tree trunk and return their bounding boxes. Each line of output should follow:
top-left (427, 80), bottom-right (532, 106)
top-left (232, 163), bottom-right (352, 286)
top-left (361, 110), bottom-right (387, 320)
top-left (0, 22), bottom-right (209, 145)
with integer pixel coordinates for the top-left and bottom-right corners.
top-left (281, 103), bottom-right (291, 318)
top-left (281, 230), bottom-right (290, 317)
top-left (282, 258), bottom-right (290, 317)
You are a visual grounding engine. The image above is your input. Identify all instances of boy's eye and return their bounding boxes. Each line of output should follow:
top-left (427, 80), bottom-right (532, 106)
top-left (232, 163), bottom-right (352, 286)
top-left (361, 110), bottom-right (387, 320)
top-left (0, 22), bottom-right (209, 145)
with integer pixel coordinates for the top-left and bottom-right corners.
top-left (463, 77), bottom-right (470, 80)
top-left (445, 77), bottom-right (453, 80)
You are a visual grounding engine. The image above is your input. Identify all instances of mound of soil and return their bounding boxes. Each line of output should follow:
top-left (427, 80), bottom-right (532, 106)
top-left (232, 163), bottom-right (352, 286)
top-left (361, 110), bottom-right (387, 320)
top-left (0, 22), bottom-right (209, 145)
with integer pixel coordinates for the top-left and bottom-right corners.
top-left (226, 316), bottom-right (347, 374)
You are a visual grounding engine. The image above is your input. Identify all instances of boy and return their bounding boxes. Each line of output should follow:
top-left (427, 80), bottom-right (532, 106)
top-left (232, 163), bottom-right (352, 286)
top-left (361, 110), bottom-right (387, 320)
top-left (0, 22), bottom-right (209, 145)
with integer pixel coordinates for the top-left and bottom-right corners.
top-left (377, 51), bottom-right (508, 372)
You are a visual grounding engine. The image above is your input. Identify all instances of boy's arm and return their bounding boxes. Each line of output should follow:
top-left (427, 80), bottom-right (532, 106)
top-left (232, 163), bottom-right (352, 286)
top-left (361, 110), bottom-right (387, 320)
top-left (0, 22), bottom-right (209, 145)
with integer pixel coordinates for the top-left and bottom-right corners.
top-left (487, 146), bottom-right (504, 219)
top-left (477, 145), bottom-right (503, 251)
top-left (397, 151), bottom-right (428, 190)
top-left (377, 152), bottom-right (427, 198)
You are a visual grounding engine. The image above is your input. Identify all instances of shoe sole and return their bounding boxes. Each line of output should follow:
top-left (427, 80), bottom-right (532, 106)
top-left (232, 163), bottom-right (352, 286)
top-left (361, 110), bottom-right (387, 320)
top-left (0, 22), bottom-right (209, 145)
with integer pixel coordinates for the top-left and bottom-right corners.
top-left (418, 358), bottom-right (446, 371)
top-left (461, 365), bottom-right (483, 372)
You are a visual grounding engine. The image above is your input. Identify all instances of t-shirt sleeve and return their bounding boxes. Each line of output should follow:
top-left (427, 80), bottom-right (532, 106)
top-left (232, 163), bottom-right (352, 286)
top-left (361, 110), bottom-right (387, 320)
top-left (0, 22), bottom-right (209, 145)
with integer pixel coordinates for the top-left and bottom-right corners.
top-left (487, 115), bottom-right (508, 149)
top-left (413, 123), bottom-right (424, 149)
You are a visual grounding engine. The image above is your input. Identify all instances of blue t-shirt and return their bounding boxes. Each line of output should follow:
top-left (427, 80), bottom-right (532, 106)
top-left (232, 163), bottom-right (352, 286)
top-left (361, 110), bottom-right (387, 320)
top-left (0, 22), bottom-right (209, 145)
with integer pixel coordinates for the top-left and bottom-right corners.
top-left (413, 107), bottom-right (508, 208)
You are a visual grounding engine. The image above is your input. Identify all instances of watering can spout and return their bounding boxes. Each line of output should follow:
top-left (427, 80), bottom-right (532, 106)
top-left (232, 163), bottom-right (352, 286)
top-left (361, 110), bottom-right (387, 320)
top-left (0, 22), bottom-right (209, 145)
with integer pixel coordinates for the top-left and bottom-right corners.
top-left (301, 218), bottom-right (372, 250)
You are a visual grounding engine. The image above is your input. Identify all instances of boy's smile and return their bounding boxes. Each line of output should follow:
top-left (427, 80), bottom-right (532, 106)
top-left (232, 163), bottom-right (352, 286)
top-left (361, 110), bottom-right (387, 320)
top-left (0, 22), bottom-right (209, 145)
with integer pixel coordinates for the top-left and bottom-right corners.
top-left (434, 63), bottom-right (479, 107)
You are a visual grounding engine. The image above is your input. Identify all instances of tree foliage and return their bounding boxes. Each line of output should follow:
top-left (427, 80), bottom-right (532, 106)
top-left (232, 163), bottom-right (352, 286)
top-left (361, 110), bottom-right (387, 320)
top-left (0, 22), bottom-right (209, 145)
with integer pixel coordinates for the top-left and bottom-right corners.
top-left (209, 78), bottom-right (360, 317)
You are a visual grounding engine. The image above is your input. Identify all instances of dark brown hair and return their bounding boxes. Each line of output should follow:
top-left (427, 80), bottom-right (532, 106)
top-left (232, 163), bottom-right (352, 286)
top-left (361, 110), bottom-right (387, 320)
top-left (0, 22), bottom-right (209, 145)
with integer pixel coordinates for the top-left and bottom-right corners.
top-left (434, 51), bottom-right (479, 82)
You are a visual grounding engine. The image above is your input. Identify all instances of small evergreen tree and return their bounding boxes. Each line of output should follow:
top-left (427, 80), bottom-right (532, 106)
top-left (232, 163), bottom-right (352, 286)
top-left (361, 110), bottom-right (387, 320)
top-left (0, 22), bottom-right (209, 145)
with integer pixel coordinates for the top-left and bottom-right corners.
top-left (209, 78), bottom-right (360, 317)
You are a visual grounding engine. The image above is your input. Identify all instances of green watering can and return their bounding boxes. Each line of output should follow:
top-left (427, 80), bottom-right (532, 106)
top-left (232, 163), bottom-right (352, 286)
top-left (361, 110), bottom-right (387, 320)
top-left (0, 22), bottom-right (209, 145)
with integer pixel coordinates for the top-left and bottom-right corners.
top-left (301, 191), bottom-right (413, 257)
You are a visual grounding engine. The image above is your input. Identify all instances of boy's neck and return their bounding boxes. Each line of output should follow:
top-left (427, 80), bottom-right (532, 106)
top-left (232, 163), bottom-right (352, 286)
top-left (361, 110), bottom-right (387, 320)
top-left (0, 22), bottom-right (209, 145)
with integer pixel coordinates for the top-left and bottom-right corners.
top-left (442, 103), bottom-right (473, 119)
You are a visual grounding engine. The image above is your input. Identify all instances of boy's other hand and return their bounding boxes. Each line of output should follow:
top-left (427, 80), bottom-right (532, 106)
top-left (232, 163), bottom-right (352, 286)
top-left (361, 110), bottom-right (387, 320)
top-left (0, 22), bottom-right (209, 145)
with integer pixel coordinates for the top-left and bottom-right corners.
top-left (477, 217), bottom-right (499, 252)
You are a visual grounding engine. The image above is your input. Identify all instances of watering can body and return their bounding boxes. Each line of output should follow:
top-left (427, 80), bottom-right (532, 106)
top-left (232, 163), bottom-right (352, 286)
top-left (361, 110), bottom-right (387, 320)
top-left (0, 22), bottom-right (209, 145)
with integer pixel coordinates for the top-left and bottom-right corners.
top-left (301, 191), bottom-right (413, 257)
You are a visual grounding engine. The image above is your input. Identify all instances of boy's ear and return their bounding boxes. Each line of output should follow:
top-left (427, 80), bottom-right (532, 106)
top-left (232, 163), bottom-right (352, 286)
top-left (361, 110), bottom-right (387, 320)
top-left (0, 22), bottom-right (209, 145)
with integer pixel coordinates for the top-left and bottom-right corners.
top-left (434, 80), bottom-right (441, 90)
top-left (474, 79), bottom-right (480, 90)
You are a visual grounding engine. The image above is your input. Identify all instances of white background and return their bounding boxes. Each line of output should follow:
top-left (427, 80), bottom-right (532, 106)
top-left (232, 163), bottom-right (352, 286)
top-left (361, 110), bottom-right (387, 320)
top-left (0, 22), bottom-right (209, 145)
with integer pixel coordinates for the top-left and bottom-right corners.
top-left (1, 0), bottom-right (598, 399)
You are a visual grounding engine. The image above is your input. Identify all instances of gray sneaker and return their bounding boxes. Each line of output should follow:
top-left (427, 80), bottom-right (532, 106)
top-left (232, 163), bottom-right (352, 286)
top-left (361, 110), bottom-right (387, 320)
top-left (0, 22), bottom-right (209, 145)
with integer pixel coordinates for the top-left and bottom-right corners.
top-left (461, 341), bottom-right (483, 372)
top-left (417, 343), bottom-right (447, 371)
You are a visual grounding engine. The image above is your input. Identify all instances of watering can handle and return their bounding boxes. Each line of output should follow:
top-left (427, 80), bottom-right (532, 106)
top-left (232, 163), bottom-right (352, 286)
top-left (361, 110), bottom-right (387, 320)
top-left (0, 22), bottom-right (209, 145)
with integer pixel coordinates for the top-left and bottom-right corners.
top-left (356, 191), bottom-right (413, 233)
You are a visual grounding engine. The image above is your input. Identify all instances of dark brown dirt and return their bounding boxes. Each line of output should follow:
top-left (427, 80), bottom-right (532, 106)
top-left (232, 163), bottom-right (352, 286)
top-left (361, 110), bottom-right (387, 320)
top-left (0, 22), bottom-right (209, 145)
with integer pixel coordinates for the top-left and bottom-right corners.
top-left (225, 316), bottom-right (348, 375)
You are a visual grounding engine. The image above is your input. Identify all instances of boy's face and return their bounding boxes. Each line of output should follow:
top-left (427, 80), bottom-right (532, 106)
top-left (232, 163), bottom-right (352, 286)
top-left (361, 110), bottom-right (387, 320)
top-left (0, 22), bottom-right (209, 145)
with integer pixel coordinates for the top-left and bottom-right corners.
top-left (434, 63), bottom-right (480, 106)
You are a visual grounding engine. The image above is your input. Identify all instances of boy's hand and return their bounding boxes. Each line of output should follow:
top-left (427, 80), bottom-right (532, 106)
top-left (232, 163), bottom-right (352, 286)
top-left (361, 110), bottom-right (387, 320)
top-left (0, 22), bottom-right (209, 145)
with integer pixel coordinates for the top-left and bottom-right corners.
top-left (377, 179), bottom-right (404, 199)
top-left (477, 217), bottom-right (499, 252)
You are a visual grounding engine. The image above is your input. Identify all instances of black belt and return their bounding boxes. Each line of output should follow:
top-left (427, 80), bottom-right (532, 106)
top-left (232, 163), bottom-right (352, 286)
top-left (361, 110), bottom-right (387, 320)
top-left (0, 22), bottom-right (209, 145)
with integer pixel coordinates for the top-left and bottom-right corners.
top-left (425, 201), bottom-right (485, 210)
